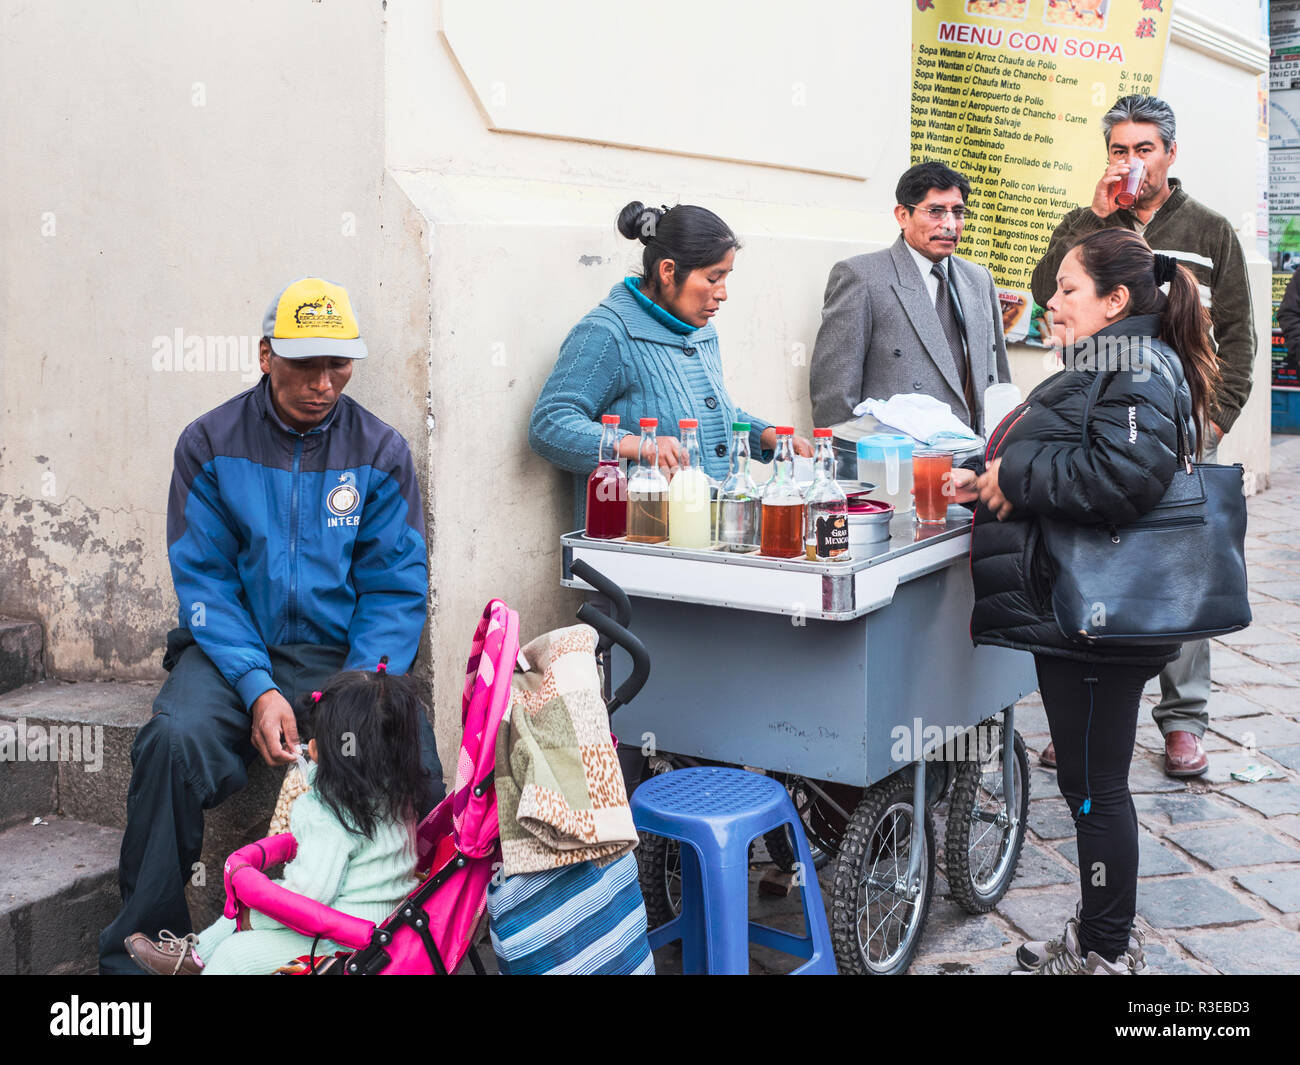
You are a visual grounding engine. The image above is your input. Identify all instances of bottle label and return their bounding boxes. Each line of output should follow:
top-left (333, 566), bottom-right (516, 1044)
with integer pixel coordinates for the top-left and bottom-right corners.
top-left (815, 513), bottom-right (850, 558)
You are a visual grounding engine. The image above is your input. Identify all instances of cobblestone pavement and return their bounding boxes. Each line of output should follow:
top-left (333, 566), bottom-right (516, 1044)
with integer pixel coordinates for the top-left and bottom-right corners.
top-left (653, 434), bottom-right (1300, 975)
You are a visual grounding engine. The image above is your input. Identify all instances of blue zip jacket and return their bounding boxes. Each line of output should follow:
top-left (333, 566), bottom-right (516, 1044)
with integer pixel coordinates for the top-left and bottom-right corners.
top-left (167, 377), bottom-right (427, 709)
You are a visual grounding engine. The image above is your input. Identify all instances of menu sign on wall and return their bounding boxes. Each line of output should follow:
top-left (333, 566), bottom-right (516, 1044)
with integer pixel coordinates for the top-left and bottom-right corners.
top-left (911, 0), bottom-right (1174, 342)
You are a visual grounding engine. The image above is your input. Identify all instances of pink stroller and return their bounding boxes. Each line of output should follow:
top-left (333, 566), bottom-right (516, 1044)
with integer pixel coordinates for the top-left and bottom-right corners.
top-left (221, 598), bottom-right (521, 975)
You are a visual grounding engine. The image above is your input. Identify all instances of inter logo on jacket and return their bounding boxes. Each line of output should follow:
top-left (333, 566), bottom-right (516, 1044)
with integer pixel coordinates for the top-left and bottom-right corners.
top-left (326, 472), bottom-right (361, 526)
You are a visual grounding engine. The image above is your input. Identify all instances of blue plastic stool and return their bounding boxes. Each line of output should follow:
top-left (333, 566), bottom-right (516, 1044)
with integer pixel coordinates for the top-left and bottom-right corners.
top-left (631, 766), bottom-right (837, 974)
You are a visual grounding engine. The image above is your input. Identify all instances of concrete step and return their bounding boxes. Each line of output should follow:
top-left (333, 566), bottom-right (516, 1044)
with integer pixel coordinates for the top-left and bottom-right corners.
top-left (0, 615), bottom-right (44, 695)
top-left (0, 680), bottom-right (287, 930)
top-left (0, 817), bottom-right (122, 974)
top-left (0, 720), bottom-right (58, 831)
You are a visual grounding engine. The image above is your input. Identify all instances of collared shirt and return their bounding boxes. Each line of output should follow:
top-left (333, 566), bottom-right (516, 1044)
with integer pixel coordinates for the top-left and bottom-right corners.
top-left (905, 240), bottom-right (968, 333)
top-left (906, 240), bottom-right (947, 307)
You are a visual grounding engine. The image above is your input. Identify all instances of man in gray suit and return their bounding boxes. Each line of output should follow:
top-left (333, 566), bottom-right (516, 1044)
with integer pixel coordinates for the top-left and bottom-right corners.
top-left (811, 161), bottom-right (1011, 432)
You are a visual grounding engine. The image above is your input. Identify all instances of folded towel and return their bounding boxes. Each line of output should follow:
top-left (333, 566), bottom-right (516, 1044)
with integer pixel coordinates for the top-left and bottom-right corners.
top-left (495, 624), bottom-right (638, 877)
top-left (854, 394), bottom-right (979, 446)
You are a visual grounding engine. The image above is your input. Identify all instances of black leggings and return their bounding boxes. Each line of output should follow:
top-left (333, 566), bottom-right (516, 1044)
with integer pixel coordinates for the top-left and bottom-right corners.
top-left (1035, 654), bottom-right (1161, 961)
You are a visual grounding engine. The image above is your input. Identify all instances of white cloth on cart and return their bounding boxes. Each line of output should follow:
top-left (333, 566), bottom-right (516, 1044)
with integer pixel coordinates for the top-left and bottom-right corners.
top-left (854, 394), bottom-right (979, 446)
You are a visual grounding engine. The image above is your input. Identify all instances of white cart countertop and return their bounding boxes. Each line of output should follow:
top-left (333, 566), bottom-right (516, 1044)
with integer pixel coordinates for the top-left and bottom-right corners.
top-left (561, 507), bottom-right (976, 622)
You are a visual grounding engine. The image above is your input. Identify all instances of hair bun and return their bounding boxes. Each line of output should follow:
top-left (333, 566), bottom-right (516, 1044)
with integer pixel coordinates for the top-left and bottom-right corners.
top-left (617, 200), bottom-right (662, 245)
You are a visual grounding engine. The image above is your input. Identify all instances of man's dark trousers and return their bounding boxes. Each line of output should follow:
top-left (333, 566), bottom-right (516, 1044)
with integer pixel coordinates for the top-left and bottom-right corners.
top-left (98, 630), bottom-right (444, 974)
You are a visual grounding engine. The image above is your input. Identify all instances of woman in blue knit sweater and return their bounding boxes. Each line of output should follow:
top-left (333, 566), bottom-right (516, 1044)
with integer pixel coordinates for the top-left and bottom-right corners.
top-left (530, 201), bottom-right (810, 524)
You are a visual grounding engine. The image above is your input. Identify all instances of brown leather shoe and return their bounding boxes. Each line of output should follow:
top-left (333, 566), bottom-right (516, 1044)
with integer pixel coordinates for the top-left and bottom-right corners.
top-left (1040, 742), bottom-right (1057, 769)
top-left (124, 930), bottom-right (204, 975)
top-left (1164, 730), bottom-right (1208, 778)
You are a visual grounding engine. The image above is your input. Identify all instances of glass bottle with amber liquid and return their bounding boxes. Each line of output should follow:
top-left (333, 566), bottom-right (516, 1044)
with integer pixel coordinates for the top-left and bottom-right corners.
top-left (804, 428), bottom-right (851, 561)
top-left (627, 418), bottom-right (669, 544)
top-left (759, 426), bottom-right (805, 558)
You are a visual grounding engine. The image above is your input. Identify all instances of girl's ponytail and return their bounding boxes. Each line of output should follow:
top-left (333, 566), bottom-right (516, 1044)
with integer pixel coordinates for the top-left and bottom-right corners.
top-left (1158, 263), bottom-right (1220, 457)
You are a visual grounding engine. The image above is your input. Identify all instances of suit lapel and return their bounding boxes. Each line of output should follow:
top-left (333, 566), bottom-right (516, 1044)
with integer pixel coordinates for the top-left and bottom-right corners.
top-left (948, 256), bottom-right (988, 395)
top-left (889, 237), bottom-right (965, 402)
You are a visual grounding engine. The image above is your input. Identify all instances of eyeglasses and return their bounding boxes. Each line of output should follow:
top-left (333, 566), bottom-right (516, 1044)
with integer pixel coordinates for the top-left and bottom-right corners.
top-left (906, 204), bottom-right (972, 222)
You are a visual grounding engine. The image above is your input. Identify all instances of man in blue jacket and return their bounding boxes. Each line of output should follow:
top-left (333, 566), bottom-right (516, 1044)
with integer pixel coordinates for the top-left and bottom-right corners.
top-left (99, 278), bottom-right (442, 974)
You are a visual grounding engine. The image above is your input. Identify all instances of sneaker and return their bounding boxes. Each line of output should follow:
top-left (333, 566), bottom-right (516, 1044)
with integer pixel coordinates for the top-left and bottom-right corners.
top-left (1010, 918), bottom-right (1086, 975)
top-left (124, 930), bottom-right (204, 975)
top-left (1086, 945), bottom-right (1146, 975)
top-left (1016, 903), bottom-right (1146, 972)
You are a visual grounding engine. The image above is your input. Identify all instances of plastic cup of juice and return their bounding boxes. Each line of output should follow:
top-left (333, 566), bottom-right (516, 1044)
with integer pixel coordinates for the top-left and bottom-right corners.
top-left (912, 449), bottom-right (953, 526)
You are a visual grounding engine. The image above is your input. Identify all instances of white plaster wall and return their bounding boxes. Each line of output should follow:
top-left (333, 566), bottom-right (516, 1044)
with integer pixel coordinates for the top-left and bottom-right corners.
top-left (0, 1), bottom-right (418, 679)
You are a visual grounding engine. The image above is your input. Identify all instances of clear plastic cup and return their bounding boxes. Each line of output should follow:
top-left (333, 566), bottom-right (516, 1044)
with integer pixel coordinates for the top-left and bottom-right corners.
top-left (912, 449), bottom-right (953, 525)
top-left (1114, 158), bottom-right (1145, 209)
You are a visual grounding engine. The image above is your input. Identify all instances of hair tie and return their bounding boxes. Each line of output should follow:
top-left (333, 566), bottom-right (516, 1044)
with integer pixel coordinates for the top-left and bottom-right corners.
top-left (376, 655), bottom-right (389, 674)
top-left (311, 691), bottom-right (322, 703)
top-left (1153, 253), bottom-right (1178, 285)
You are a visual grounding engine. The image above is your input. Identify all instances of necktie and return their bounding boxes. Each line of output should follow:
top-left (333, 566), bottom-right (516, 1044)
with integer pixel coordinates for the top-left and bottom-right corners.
top-left (932, 262), bottom-right (976, 418)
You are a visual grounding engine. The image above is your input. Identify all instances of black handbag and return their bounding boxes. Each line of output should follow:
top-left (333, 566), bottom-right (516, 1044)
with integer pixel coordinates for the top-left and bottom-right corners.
top-left (1038, 343), bottom-right (1251, 646)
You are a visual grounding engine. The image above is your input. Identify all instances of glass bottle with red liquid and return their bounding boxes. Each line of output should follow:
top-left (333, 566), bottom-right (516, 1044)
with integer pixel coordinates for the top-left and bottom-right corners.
top-left (760, 426), bottom-right (805, 558)
top-left (584, 414), bottom-right (626, 539)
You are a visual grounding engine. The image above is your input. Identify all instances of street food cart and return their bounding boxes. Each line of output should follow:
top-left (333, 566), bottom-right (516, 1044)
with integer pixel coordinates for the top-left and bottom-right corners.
top-left (561, 506), bottom-right (1038, 974)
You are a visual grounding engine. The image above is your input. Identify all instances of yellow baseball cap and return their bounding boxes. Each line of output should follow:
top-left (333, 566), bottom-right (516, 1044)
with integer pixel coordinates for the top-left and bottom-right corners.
top-left (261, 278), bottom-right (368, 359)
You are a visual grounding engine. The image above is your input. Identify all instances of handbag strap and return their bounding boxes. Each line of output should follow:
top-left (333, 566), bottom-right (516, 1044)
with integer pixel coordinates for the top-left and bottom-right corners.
top-left (1074, 336), bottom-right (1193, 473)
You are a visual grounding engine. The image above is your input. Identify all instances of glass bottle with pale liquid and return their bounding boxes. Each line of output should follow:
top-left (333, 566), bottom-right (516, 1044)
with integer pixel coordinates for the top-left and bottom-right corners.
top-left (627, 418), bottom-right (669, 543)
top-left (715, 421), bottom-right (760, 553)
top-left (805, 428), bottom-right (851, 561)
top-left (667, 419), bottom-right (711, 548)
top-left (760, 426), bottom-right (805, 558)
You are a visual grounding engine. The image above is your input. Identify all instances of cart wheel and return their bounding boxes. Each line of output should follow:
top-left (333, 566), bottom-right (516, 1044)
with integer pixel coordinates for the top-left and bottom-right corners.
top-left (636, 831), bottom-right (682, 930)
top-left (944, 723), bottom-right (1030, 914)
top-left (831, 774), bottom-right (935, 975)
top-left (764, 776), bottom-right (856, 872)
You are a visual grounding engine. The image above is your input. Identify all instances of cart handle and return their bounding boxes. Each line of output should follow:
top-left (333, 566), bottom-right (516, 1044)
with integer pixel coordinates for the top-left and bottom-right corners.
top-left (570, 558), bottom-right (633, 630)
top-left (569, 559), bottom-right (634, 631)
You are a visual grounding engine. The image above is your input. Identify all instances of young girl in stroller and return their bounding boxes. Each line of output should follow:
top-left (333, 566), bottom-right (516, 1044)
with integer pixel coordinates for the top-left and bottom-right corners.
top-left (124, 667), bottom-right (434, 975)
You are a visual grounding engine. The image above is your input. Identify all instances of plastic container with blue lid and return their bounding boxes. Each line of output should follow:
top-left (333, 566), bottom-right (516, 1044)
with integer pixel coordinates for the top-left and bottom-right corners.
top-left (856, 434), bottom-right (915, 512)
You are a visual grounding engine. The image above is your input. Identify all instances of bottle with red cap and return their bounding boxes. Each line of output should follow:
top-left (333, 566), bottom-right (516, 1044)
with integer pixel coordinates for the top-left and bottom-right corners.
top-left (627, 417), bottom-right (669, 543)
top-left (668, 419), bottom-right (710, 548)
top-left (759, 426), bottom-right (805, 558)
top-left (584, 414), bottom-right (626, 539)
top-left (805, 428), bottom-right (851, 561)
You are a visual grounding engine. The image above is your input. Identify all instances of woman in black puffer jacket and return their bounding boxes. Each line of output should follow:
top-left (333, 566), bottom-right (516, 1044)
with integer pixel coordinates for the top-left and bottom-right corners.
top-left (950, 229), bottom-right (1219, 974)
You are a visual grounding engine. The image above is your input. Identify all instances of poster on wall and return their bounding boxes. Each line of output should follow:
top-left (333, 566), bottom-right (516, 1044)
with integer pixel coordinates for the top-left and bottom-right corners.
top-left (910, 0), bottom-right (1174, 343)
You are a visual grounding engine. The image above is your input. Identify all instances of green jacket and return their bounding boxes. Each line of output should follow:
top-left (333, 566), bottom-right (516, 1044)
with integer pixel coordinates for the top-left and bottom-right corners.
top-left (1029, 179), bottom-right (1256, 433)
